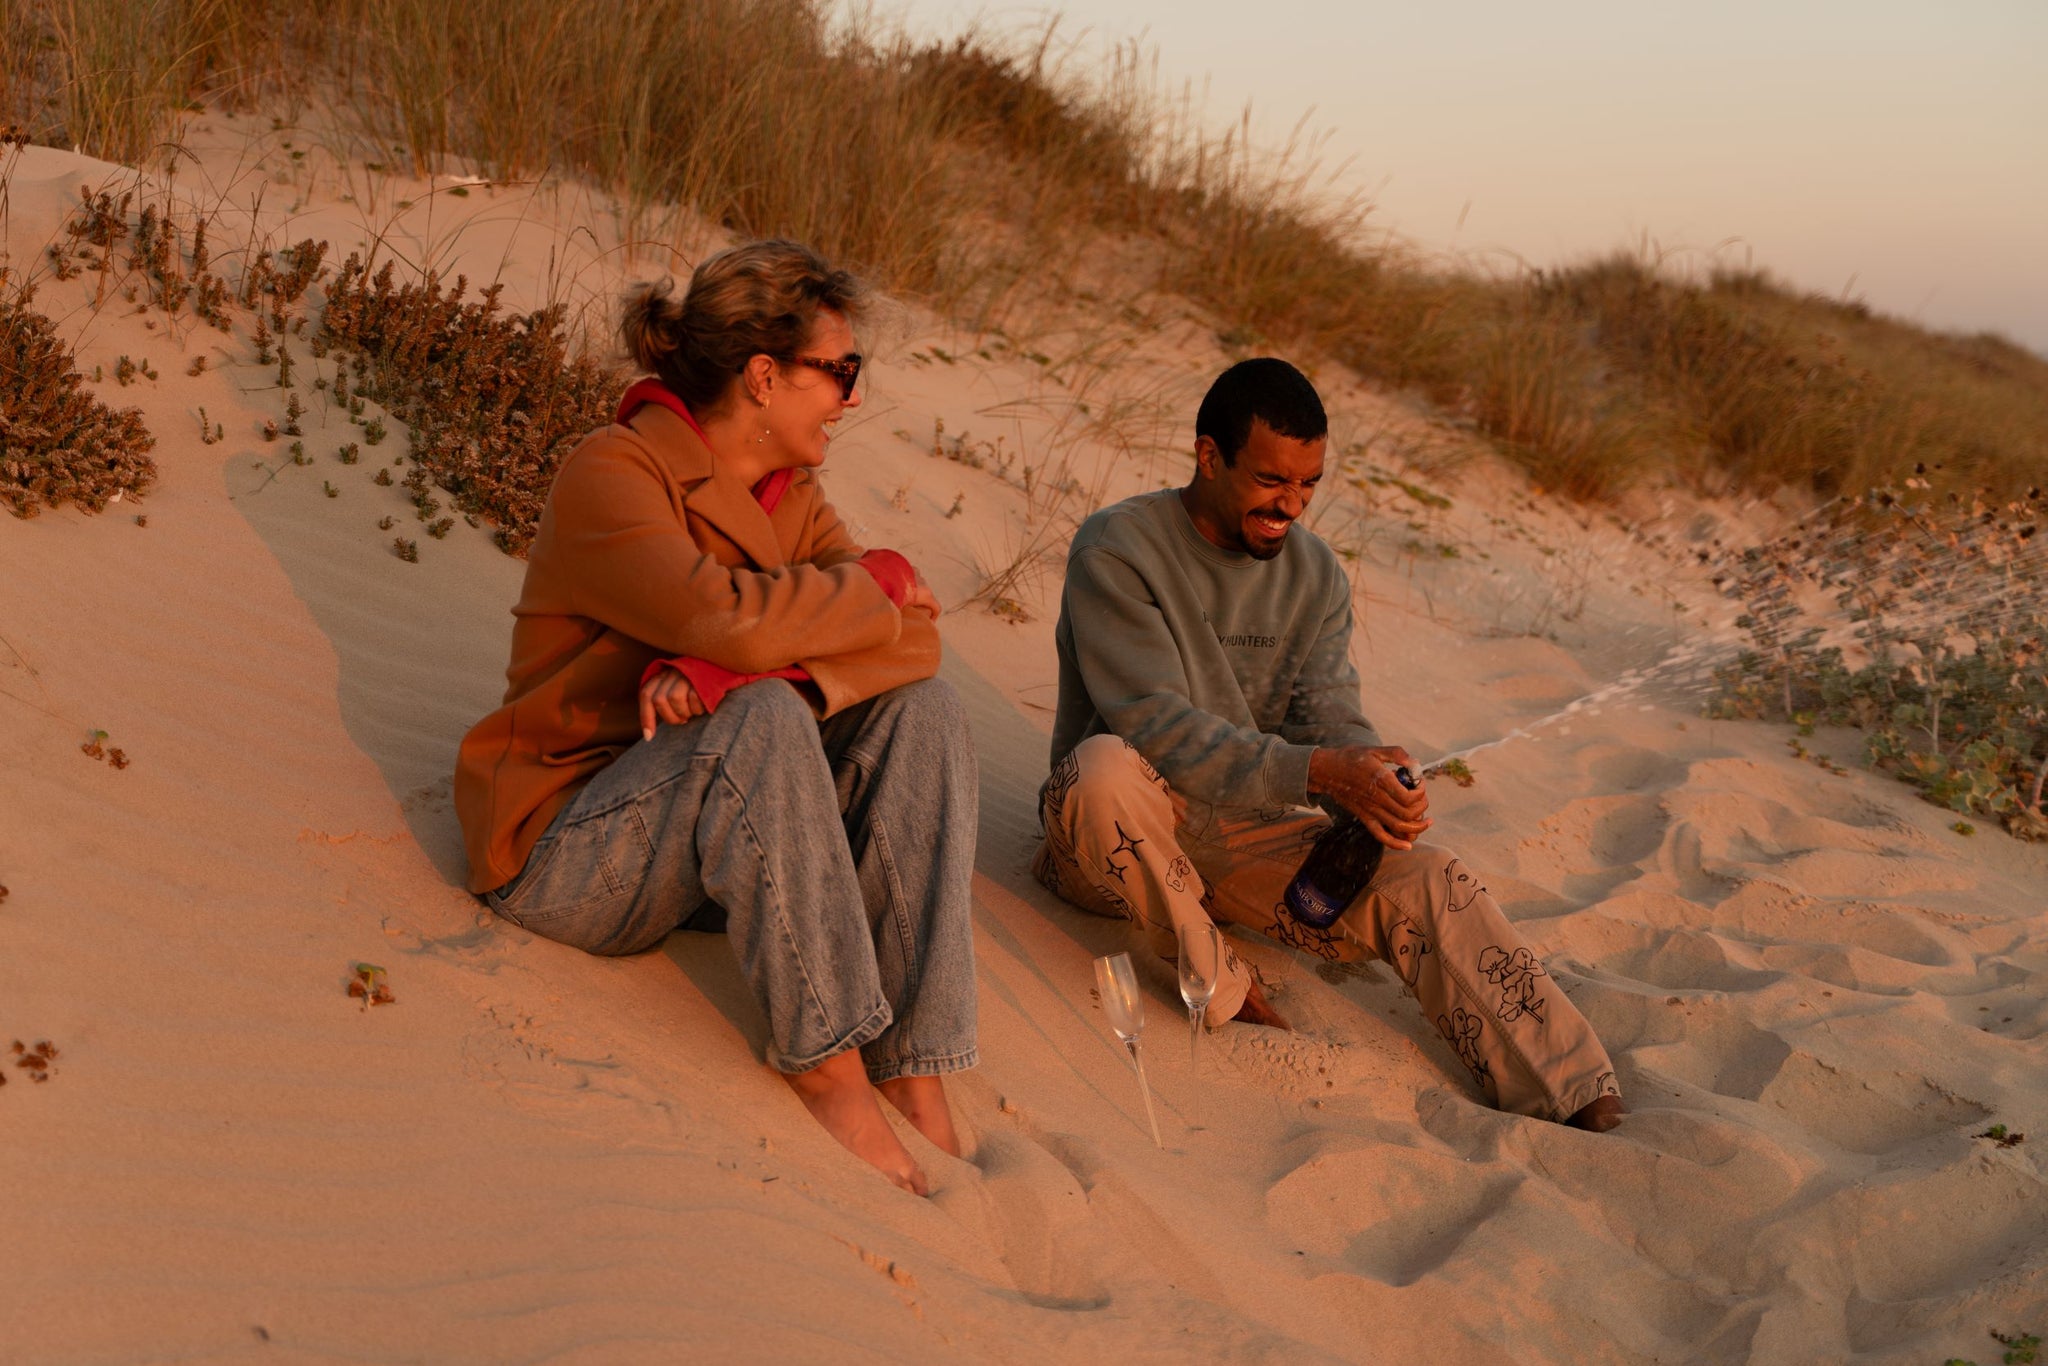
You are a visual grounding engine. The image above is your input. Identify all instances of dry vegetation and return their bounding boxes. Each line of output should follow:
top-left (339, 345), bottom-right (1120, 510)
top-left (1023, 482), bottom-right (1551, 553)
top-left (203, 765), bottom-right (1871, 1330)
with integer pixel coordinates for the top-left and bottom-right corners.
top-left (3, 0), bottom-right (2044, 519)
top-left (0, 167), bottom-right (158, 517)
top-left (319, 258), bottom-right (618, 554)
top-left (0, 278), bottom-right (157, 517)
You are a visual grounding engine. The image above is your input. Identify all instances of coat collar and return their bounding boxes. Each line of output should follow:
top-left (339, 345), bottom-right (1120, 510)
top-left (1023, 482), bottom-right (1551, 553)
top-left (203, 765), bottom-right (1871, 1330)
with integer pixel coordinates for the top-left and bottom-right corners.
top-left (626, 403), bottom-right (786, 569)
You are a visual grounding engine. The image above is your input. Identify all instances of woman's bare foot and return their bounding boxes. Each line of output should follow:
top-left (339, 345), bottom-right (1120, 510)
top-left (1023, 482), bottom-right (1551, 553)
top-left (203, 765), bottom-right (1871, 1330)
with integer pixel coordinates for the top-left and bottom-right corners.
top-left (782, 1052), bottom-right (929, 1195)
top-left (875, 1075), bottom-right (962, 1158)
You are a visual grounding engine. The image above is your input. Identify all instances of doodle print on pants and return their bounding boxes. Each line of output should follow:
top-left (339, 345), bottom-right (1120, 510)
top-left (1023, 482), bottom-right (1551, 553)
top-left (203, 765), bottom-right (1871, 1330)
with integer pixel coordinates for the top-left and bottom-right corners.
top-left (1442, 858), bottom-right (1486, 913)
top-left (1479, 945), bottom-right (1548, 1024)
top-left (1436, 1006), bottom-right (1491, 1086)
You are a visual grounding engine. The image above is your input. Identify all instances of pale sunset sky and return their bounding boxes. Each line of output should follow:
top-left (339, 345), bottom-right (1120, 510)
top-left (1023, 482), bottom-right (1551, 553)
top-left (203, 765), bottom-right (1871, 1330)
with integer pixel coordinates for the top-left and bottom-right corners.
top-left (904, 1), bottom-right (2048, 355)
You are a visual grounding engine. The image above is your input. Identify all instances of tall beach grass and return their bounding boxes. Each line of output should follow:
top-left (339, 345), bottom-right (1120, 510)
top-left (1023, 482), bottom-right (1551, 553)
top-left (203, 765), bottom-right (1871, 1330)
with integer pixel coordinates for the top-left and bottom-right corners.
top-left (5, 0), bottom-right (2043, 505)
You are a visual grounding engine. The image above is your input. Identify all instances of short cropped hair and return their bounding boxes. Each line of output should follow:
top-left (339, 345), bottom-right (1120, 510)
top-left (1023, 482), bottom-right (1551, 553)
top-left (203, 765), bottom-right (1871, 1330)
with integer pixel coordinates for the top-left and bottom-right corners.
top-left (1194, 358), bottom-right (1328, 465)
top-left (621, 239), bottom-right (865, 416)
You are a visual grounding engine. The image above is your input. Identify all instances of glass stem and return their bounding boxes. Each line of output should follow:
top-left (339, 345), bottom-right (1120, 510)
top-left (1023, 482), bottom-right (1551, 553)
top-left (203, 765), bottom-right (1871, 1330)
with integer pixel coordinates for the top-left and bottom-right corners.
top-left (1187, 1004), bottom-right (1203, 1129)
top-left (1127, 1039), bottom-right (1163, 1148)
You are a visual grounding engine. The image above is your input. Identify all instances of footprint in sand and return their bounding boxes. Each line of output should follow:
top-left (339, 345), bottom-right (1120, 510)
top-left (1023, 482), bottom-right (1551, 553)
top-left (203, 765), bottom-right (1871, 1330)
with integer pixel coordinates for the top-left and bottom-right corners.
top-left (1648, 815), bottom-right (1744, 906)
top-left (1628, 1006), bottom-right (1794, 1100)
top-left (1663, 774), bottom-right (1970, 905)
top-left (1704, 882), bottom-right (1971, 965)
top-left (1751, 1053), bottom-right (1990, 1156)
top-left (1265, 1141), bottom-right (1520, 1286)
top-left (955, 1128), bottom-right (1111, 1310)
top-left (1630, 1002), bottom-right (1990, 1154)
top-left (1758, 915), bottom-right (1978, 999)
top-left (1817, 1151), bottom-right (2048, 1314)
top-left (1596, 922), bottom-right (1783, 994)
top-left (1760, 846), bottom-right (1978, 900)
top-left (1514, 792), bottom-right (1669, 903)
top-left (1583, 743), bottom-right (1688, 795)
top-left (1834, 909), bottom-right (1963, 966)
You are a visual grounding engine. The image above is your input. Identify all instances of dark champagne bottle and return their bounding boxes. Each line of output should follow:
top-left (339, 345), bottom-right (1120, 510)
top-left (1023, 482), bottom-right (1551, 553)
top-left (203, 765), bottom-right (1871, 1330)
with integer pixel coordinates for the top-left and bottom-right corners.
top-left (1284, 766), bottom-right (1420, 929)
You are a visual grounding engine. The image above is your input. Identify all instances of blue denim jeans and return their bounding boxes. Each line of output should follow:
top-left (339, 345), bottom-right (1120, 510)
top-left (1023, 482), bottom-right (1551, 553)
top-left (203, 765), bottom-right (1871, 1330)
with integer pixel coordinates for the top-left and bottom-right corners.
top-left (486, 678), bottom-right (979, 1082)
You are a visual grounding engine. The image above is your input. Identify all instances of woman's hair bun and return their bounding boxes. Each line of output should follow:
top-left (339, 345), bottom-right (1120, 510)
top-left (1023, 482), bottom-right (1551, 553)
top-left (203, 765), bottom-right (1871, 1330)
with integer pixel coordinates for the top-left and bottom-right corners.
top-left (620, 277), bottom-right (686, 375)
top-left (620, 240), bottom-right (864, 415)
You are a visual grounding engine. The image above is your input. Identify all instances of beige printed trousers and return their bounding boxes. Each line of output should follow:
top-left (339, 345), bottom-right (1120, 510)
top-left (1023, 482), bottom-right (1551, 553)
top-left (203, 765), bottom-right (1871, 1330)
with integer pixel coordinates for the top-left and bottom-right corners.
top-left (1033, 734), bottom-right (1620, 1121)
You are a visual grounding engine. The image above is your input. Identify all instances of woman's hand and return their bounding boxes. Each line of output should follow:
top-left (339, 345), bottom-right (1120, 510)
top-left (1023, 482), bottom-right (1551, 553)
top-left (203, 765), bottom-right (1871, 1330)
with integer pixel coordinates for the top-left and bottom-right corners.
top-left (903, 567), bottom-right (941, 619)
top-left (639, 669), bottom-right (708, 740)
top-left (855, 548), bottom-right (937, 617)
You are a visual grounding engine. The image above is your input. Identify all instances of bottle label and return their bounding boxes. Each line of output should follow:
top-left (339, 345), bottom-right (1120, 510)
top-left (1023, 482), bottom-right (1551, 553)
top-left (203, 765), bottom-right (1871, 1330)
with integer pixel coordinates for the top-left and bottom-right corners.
top-left (1284, 878), bottom-right (1347, 930)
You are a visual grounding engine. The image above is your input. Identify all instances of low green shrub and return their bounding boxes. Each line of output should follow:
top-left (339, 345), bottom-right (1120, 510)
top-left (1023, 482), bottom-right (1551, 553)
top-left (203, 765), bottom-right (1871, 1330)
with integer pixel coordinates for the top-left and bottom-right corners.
top-left (1708, 485), bottom-right (2048, 838)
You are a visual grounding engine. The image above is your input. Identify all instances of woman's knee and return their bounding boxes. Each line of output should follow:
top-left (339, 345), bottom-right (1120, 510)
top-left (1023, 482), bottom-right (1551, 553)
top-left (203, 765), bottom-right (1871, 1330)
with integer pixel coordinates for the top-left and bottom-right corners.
top-left (719, 677), bottom-right (818, 736)
top-left (678, 679), bottom-right (832, 808)
top-left (876, 675), bottom-right (968, 740)
top-left (855, 680), bottom-right (973, 792)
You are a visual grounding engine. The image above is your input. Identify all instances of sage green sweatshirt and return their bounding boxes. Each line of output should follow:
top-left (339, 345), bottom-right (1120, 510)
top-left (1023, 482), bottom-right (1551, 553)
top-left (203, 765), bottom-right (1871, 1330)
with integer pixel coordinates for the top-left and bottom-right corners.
top-left (1050, 489), bottom-right (1379, 818)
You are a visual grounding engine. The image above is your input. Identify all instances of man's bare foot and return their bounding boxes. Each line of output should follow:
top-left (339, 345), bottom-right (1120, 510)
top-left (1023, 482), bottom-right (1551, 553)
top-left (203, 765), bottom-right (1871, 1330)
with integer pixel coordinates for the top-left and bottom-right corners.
top-left (782, 1052), bottom-right (930, 1195)
top-left (875, 1075), bottom-right (962, 1158)
top-left (1232, 979), bottom-right (1291, 1030)
top-left (1567, 1094), bottom-right (1625, 1133)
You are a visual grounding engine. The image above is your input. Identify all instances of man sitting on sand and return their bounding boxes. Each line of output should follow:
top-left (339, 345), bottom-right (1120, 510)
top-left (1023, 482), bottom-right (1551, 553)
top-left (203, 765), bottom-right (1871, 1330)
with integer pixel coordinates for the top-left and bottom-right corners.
top-left (1033, 357), bottom-right (1624, 1130)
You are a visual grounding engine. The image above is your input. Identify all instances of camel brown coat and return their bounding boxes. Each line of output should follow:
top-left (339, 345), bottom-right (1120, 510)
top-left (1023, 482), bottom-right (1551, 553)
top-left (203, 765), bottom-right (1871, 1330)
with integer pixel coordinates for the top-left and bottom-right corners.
top-left (455, 404), bottom-right (939, 893)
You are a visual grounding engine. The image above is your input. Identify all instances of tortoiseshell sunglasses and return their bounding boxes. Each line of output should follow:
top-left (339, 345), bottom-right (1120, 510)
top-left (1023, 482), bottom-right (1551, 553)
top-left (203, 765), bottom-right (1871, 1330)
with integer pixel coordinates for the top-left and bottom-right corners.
top-left (788, 353), bottom-right (863, 401)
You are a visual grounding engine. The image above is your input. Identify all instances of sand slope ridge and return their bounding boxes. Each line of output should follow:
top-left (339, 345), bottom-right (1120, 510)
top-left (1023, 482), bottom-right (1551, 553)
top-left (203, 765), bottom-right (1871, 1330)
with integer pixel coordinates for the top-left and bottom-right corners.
top-left (3, 122), bottom-right (2045, 1365)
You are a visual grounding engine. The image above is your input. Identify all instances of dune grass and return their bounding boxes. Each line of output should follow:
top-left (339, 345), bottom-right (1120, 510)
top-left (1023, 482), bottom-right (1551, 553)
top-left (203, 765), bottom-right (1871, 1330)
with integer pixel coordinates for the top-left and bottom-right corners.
top-left (4, 0), bottom-right (2043, 508)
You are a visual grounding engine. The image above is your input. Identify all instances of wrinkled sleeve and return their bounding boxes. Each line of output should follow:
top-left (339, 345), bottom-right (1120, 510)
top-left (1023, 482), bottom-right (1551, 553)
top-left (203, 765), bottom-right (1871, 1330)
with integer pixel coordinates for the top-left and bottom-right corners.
top-left (802, 490), bottom-right (868, 570)
top-left (549, 441), bottom-right (900, 672)
top-left (801, 607), bottom-right (941, 717)
top-left (1065, 546), bottom-right (1315, 808)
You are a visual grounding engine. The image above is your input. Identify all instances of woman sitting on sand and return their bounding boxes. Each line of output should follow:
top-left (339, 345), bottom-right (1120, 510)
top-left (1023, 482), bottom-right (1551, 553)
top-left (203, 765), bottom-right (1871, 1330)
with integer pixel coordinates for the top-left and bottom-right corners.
top-left (454, 239), bottom-right (977, 1195)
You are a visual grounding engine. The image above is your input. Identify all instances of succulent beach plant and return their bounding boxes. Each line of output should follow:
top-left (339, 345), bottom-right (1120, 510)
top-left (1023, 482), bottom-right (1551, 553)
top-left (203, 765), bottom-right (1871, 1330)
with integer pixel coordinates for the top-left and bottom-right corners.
top-left (0, 287), bottom-right (156, 518)
top-left (1709, 484), bottom-right (2048, 836)
top-left (320, 256), bottom-right (618, 555)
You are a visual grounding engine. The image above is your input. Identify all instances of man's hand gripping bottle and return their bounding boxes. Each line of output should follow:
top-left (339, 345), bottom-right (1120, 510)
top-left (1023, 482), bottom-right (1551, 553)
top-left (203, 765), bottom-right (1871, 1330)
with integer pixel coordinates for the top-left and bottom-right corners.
top-left (1283, 765), bottom-right (1421, 929)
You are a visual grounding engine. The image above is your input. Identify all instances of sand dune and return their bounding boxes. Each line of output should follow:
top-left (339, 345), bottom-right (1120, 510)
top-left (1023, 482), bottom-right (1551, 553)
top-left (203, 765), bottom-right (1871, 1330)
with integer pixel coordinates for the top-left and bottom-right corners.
top-left (3, 122), bottom-right (2045, 1365)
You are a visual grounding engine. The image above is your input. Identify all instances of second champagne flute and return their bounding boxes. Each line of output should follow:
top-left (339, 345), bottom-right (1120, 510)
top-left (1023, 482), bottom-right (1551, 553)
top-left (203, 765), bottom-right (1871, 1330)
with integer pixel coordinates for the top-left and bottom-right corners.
top-left (1094, 951), bottom-right (1163, 1148)
top-left (1177, 920), bottom-right (1222, 1130)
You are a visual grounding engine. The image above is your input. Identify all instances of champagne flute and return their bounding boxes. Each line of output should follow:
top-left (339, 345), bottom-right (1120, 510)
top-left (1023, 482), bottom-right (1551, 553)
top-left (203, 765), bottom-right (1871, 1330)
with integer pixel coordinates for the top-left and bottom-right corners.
top-left (1177, 920), bottom-right (1222, 1130)
top-left (1093, 951), bottom-right (1163, 1148)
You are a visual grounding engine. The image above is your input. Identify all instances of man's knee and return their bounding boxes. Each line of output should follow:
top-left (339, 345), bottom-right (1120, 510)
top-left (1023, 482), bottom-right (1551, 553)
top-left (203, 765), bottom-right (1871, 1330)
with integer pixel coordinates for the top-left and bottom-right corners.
top-left (1072, 734), bottom-right (1158, 794)
top-left (1053, 734), bottom-right (1170, 826)
top-left (1395, 841), bottom-right (1457, 877)
top-left (1378, 841), bottom-right (1489, 917)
